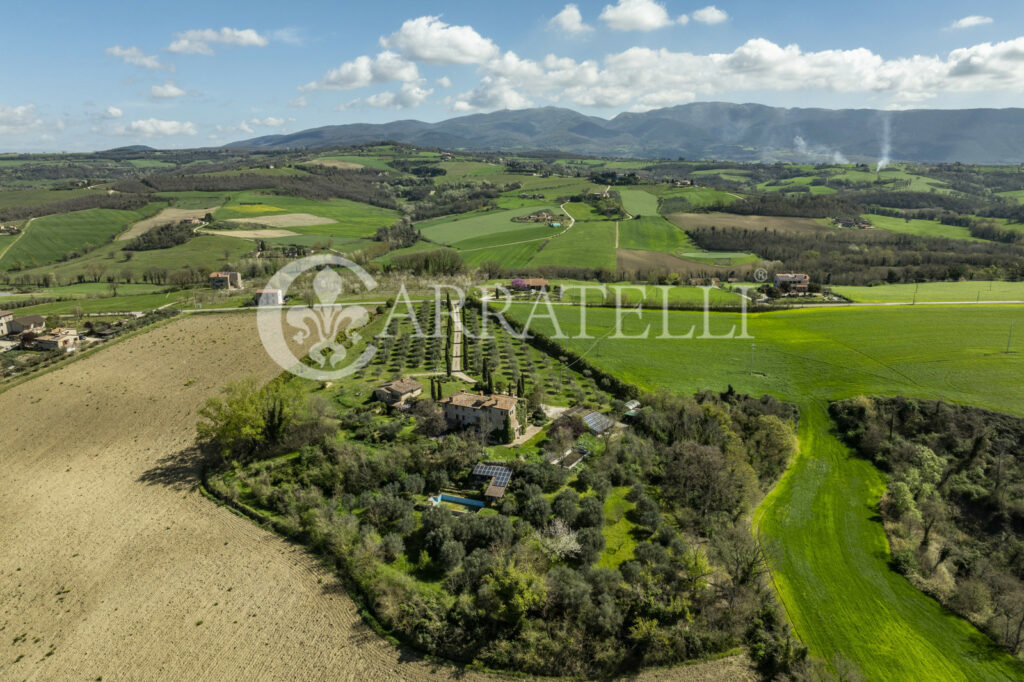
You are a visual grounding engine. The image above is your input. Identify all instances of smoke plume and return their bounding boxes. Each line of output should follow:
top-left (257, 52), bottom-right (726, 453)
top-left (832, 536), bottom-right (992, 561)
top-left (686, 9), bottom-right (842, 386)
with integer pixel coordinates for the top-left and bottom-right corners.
top-left (876, 114), bottom-right (892, 172)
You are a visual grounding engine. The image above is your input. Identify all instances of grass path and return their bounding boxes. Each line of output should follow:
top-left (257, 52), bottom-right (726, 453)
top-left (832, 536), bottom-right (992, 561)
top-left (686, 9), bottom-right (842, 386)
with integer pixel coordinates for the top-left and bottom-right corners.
top-left (754, 403), bottom-right (1024, 680)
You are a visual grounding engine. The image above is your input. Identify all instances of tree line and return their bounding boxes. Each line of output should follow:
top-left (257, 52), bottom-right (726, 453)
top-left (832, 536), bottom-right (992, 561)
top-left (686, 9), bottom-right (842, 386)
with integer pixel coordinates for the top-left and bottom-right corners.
top-left (831, 396), bottom-right (1024, 661)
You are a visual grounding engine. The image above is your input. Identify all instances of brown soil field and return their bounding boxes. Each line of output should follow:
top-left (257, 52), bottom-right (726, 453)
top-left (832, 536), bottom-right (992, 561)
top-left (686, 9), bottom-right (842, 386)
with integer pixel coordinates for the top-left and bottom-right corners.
top-left (0, 314), bottom-right (755, 681)
top-left (202, 228), bottom-right (300, 239)
top-left (667, 212), bottom-right (828, 234)
top-left (310, 160), bottom-right (364, 170)
top-left (118, 207), bottom-right (220, 241)
top-left (226, 213), bottom-right (337, 228)
top-left (617, 248), bottom-right (757, 277)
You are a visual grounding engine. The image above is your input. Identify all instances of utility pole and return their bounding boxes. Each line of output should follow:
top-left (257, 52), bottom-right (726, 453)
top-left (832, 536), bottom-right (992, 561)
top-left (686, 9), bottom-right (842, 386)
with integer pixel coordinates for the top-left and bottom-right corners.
top-left (912, 282), bottom-right (918, 306)
top-left (1008, 321), bottom-right (1015, 354)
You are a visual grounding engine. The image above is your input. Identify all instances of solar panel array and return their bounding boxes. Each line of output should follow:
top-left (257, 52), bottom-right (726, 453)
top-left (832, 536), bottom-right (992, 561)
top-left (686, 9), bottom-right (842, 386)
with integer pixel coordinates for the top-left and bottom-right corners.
top-left (583, 411), bottom-right (615, 433)
top-left (473, 463), bottom-right (512, 487)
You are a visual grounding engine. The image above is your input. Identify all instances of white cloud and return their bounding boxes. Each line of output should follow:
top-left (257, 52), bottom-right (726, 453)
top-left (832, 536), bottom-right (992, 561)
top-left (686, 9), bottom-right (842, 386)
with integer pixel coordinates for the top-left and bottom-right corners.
top-left (104, 106), bottom-right (123, 119)
top-left (949, 15), bottom-right (993, 30)
top-left (600, 0), bottom-right (673, 31)
top-left (451, 77), bottom-right (533, 112)
top-left (106, 45), bottom-right (163, 69)
top-left (288, 95), bottom-right (308, 108)
top-left (366, 82), bottom-right (434, 109)
top-left (447, 35), bottom-right (1024, 113)
top-left (301, 51), bottom-right (419, 91)
top-left (381, 15), bottom-right (499, 64)
top-left (692, 6), bottom-right (729, 25)
top-left (0, 105), bottom-right (42, 135)
top-left (251, 116), bottom-right (285, 127)
top-left (126, 119), bottom-right (197, 137)
top-left (677, 14), bottom-right (690, 25)
top-left (168, 27), bottom-right (269, 55)
top-left (150, 82), bottom-right (186, 99)
top-left (437, 76), bottom-right (452, 88)
top-left (550, 4), bottom-right (594, 34)
top-left (272, 28), bottom-right (304, 45)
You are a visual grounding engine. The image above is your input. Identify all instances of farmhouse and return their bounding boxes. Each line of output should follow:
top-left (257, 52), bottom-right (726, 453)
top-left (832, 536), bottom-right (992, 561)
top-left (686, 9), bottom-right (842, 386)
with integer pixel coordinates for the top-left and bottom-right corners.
top-left (33, 328), bottom-right (79, 352)
top-left (209, 271), bottom-right (243, 290)
top-left (0, 310), bottom-right (12, 337)
top-left (774, 273), bottom-right (811, 293)
top-left (0, 225), bottom-right (20, 235)
top-left (255, 288), bottom-right (284, 306)
top-left (8, 315), bottom-right (45, 335)
top-left (441, 390), bottom-right (520, 436)
top-left (511, 277), bottom-right (549, 292)
top-left (472, 462), bottom-right (513, 502)
top-left (373, 377), bottom-right (423, 406)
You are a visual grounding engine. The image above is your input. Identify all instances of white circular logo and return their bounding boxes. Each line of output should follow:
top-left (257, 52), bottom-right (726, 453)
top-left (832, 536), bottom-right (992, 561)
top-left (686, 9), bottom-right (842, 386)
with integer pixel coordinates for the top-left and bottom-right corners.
top-left (256, 254), bottom-right (379, 380)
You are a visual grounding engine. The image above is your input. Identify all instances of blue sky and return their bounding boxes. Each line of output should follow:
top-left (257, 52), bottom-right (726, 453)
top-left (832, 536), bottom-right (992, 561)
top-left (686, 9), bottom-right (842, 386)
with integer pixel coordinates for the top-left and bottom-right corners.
top-left (3, 0), bottom-right (1024, 152)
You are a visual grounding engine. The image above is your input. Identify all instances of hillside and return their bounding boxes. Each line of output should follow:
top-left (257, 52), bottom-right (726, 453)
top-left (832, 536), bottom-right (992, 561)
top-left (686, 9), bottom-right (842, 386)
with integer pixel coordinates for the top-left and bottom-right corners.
top-left (226, 103), bottom-right (1024, 164)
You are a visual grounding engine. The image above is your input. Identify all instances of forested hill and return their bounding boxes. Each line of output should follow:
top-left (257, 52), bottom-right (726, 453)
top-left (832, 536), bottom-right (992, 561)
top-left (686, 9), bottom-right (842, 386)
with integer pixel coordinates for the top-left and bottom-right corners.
top-left (226, 103), bottom-right (1024, 164)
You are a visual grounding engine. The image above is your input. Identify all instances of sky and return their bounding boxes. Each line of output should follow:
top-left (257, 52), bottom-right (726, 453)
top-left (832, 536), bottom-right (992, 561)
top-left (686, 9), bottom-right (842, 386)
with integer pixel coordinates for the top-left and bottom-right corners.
top-left (3, 0), bottom-right (1024, 152)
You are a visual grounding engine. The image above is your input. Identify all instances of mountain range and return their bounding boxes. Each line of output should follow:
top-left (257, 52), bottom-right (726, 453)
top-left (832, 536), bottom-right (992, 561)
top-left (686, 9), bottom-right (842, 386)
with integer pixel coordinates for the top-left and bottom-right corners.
top-left (227, 103), bottom-right (1024, 165)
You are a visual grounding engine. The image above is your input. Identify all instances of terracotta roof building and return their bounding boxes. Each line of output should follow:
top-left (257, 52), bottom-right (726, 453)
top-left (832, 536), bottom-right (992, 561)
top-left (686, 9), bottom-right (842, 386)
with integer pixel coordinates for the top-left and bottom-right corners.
top-left (373, 378), bottom-right (423, 406)
top-left (440, 390), bottom-right (520, 437)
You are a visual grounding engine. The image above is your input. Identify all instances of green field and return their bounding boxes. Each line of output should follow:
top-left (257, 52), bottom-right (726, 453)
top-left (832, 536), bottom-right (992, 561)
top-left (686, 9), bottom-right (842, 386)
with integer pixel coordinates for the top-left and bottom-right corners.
top-left (617, 215), bottom-right (696, 253)
top-left (832, 281), bottom-right (1024, 303)
top-left (418, 205), bottom-right (561, 246)
top-left (11, 233), bottom-right (253, 284)
top-left (863, 213), bottom-right (980, 241)
top-left (546, 280), bottom-right (744, 306)
top-left (656, 185), bottom-right (742, 208)
top-left (618, 188), bottom-right (659, 216)
top-left (312, 154), bottom-right (394, 170)
top-left (527, 219), bottom-right (617, 271)
top-left (213, 192), bottom-right (398, 239)
top-left (459, 241), bottom-right (543, 269)
top-left (502, 302), bottom-right (1024, 680)
top-left (0, 205), bottom-right (164, 271)
top-left (0, 187), bottom-right (102, 210)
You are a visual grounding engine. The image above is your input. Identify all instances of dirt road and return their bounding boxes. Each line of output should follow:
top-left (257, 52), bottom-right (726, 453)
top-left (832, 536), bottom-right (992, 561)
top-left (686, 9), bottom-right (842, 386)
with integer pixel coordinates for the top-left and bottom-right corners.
top-left (0, 314), bottom-right (753, 681)
top-left (118, 207), bottom-right (219, 241)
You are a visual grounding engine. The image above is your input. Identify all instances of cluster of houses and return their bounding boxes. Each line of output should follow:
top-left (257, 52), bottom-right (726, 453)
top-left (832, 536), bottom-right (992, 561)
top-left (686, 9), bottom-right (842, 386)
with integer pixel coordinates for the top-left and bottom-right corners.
top-left (834, 217), bottom-right (873, 229)
top-left (0, 310), bottom-right (80, 352)
top-left (374, 378), bottom-right (522, 439)
top-left (208, 271), bottom-right (284, 306)
top-left (511, 210), bottom-right (562, 228)
top-left (0, 224), bottom-right (21, 235)
top-left (509, 277), bottom-right (549, 293)
top-left (209, 271), bottom-right (243, 290)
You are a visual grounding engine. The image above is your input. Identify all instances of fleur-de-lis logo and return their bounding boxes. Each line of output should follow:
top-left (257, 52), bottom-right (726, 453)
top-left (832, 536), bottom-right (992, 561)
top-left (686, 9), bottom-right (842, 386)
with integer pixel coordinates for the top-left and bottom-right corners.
top-left (286, 268), bottom-right (368, 368)
top-left (257, 255), bottom-right (378, 380)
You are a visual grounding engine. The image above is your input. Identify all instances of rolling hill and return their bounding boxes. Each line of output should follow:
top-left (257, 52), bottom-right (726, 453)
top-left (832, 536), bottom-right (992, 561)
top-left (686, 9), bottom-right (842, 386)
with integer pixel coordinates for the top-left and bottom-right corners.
top-left (226, 103), bottom-right (1024, 164)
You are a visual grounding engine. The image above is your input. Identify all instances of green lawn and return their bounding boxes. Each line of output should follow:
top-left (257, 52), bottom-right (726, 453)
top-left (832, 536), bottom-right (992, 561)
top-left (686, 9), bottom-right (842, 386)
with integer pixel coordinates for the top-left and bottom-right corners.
top-left (863, 214), bottom-right (981, 241)
top-left (0, 204), bottom-right (164, 271)
top-left (501, 302), bottom-right (1024, 680)
top-left (599, 486), bottom-right (637, 569)
top-left (618, 188), bottom-right (659, 216)
top-left (832, 281), bottom-right (1024, 303)
top-left (617, 215), bottom-right (696, 253)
